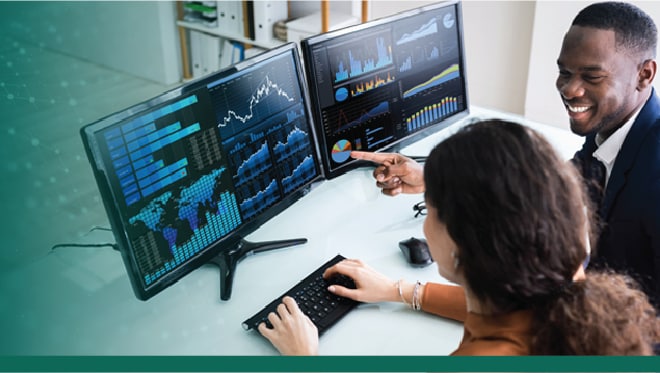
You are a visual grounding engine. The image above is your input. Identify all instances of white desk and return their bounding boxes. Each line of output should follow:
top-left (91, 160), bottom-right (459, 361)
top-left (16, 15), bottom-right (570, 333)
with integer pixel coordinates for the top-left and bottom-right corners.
top-left (0, 107), bottom-right (582, 355)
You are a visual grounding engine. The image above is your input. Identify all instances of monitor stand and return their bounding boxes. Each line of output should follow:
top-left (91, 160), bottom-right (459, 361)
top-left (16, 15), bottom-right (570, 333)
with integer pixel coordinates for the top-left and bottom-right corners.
top-left (207, 237), bottom-right (307, 301)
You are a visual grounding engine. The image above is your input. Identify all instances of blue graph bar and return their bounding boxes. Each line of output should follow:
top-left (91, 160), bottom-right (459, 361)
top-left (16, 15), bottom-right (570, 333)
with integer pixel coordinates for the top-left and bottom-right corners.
top-left (405, 97), bottom-right (459, 132)
top-left (103, 127), bottom-right (122, 141)
top-left (121, 95), bottom-right (198, 135)
top-left (107, 136), bottom-right (125, 151)
top-left (365, 126), bottom-right (394, 148)
top-left (132, 155), bottom-right (155, 170)
top-left (335, 61), bottom-right (349, 82)
top-left (352, 37), bottom-right (392, 79)
top-left (122, 182), bottom-right (138, 198)
top-left (117, 165), bottom-right (133, 180)
top-left (109, 145), bottom-right (127, 161)
top-left (119, 174), bottom-right (135, 188)
top-left (112, 155), bottom-right (130, 170)
top-left (368, 135), bottom-right (395, 148)
top-left (399, 56), bottom-right (412, 72)
top-left (124, 123), bottom-right (157, 142)
top-left (250, 131), bottom-right (266, 142)
top-left (366, 127), bottom-right (383, 136)
top-left (287, 108), bottom-right (304, 122)
top-left (135, 159), bottom-right (165, 180)
top-left (141, 166), bottom-right (188, 198)
top-left (129, 123), bottom-right (200, 162)
top-left (138, 158), bottom-right (188, 190)
top-left (126, 192), bottom-right (140, 206)
top-left (127, 121), bottom-right (182, 152)
top-left (334, 37), bottom-right (393, 83)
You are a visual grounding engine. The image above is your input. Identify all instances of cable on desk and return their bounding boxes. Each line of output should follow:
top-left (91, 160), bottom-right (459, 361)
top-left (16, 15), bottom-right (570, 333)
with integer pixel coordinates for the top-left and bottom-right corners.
top-left (89, 225), bottom-right (112, 232)
top-left (49, 225), bottom-right (118, 252)
top-left (50, 242), bottom-right (119, 252)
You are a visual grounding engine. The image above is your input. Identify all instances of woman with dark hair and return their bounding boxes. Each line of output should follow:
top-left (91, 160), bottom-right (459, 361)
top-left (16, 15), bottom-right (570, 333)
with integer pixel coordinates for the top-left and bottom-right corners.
top-left (259, 120), bottom-right (660, 355)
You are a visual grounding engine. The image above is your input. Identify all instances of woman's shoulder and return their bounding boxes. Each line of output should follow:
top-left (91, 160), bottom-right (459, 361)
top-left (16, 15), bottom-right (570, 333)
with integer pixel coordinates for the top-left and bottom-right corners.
top-left (452, 310), bottom-right (533, 356)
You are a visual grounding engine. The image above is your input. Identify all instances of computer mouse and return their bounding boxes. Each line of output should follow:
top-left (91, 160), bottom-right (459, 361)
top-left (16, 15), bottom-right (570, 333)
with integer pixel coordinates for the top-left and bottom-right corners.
top-left (398, 237), bottom-right (434, 268)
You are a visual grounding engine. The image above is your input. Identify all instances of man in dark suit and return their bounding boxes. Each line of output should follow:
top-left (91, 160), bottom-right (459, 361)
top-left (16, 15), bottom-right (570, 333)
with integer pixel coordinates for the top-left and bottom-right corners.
top-left (353, 2), bottom-right (660, 308)
top-left (556, 2), bottom-right (660, 308)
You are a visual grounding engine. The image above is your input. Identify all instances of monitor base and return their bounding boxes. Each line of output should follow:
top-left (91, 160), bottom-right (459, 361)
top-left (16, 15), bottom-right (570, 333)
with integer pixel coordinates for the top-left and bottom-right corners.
top-left (207, 237), bottom-right (307, 301)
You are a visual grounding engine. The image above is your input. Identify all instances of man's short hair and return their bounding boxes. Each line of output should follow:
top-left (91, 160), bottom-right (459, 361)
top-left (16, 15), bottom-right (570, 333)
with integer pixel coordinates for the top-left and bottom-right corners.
top-left (572, 1), bottom-right (657, 58)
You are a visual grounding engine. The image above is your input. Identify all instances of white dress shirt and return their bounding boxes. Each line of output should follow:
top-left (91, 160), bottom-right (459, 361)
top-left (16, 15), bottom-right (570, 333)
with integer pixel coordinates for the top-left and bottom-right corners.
top-left (593, 107), bottom-right (641, 188)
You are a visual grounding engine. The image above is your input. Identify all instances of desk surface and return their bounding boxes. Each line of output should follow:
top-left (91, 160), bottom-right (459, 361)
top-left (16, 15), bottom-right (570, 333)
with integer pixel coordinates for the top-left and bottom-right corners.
top-left (0, 108), bottom-right (582, 355)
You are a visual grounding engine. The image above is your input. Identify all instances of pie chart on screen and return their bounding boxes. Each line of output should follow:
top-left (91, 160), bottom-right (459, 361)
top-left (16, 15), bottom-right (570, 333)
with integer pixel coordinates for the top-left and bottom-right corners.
top-left (335, 87), bottom-right (349, 102)
top-left (331, 139), bottom-right (352, 163)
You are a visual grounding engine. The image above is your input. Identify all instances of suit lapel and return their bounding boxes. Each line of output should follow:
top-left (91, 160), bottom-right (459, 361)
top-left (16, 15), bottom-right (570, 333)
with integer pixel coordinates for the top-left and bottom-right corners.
top-left (602, 89), bottom-right (660, 218)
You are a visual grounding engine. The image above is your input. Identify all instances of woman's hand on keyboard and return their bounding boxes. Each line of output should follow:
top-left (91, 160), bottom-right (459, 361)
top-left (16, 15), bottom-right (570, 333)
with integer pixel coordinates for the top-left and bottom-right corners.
top-left (323, 259), bottom-right (399, 303)
top-left (258, 296), bottom-right (319, 355)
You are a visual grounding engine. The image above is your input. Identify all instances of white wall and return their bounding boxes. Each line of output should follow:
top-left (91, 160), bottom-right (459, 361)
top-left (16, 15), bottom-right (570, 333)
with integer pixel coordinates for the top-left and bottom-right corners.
top-left (461, 1), bottom-right (534, 115)
top-left (0, 1), bottom-right (181, 85)
top-left (369, 0), bottom-right (535, 116)
top-left (524, 1), bottom-right (660, 130)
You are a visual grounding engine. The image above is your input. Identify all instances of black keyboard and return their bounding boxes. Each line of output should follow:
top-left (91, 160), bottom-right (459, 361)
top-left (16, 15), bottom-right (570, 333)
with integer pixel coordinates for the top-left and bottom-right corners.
top-left (242, 254), bottom-right (359, 335)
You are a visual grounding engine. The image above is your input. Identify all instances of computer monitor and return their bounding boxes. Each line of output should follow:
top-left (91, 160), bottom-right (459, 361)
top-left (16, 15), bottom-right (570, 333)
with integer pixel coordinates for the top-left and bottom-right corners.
top-left (80, 43), bottom-right (322, 301)
top-left (301, 0), bottom-right (470, 178)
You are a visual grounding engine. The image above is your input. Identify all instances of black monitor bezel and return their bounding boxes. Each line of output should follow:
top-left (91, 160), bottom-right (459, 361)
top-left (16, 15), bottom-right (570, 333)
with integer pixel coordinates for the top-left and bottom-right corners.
top-left (301, 0), bottom-right (470, 179)
top-left (80, 42), bottom-right (323, 300)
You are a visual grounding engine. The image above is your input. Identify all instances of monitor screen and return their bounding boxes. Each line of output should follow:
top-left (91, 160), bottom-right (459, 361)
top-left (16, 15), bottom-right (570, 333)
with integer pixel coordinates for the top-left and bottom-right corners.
top-left (301, 0), bottom-right (469, 178)
top-left (80, 43), bottom-right (322, 301)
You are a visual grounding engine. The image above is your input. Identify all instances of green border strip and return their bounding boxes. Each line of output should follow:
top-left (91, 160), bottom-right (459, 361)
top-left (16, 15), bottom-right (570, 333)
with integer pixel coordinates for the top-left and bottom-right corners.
top-left (1, 356), bottom-right (659, 372)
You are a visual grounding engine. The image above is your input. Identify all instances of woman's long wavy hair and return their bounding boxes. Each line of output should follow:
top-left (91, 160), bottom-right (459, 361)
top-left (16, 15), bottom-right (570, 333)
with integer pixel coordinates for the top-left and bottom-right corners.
top-left (423, 119), bottom-right (659, 355)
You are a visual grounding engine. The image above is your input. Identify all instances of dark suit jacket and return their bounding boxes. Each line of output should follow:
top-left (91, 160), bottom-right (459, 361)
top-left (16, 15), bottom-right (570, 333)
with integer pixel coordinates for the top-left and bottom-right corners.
top-left (573, 88), bottom-right (660, 308)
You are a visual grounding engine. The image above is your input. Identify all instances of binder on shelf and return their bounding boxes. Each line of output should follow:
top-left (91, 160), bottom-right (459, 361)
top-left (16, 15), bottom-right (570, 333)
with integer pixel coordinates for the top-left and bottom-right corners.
top-left (219, 40), bottom-right (245, 69)
top-left (201, 33), bottom-right (221, 75)
top-left (219, 39), bottom-right (234, 68)
top-left (221, 1), bottom-right (245, 38)
top-left (189, 29), bottom-right (204, 78)
top-left (230, 41), bottom-right (245, 63)
top-left (252, 1), bottom-right (288, 43)
top-left (216, 1), bottom-right (230, 30)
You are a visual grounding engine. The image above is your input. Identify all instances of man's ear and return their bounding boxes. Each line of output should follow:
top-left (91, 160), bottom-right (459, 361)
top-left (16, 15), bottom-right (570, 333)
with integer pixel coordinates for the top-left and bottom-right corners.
top-left (638, 59), bottom-right (657, 89)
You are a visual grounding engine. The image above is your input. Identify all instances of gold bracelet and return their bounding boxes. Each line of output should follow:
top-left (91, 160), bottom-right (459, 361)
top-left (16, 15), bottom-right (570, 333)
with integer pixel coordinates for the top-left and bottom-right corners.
top-left (395, 279), bottom-right (410, 306)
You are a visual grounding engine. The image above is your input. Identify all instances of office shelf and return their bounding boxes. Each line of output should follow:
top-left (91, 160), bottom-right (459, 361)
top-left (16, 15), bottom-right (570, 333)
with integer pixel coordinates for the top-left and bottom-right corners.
top-left (177, 20), bottom-right (283, 50)
top-left (176, 1), bottom-right (369, 80)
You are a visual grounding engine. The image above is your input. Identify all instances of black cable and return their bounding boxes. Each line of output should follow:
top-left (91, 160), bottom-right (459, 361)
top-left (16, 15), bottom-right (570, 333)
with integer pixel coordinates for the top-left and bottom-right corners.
top-left (50, 243), bottom-right (119, 252)
top-left (49, 225), bottom-right (118, 252)
top-left (89, 226), bottom-right (112, 232)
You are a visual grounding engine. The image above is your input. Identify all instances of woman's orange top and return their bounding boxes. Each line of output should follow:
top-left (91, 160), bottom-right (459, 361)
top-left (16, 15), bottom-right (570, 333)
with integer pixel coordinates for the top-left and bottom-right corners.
top-left (421, 282), bottom-right (533, 355)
